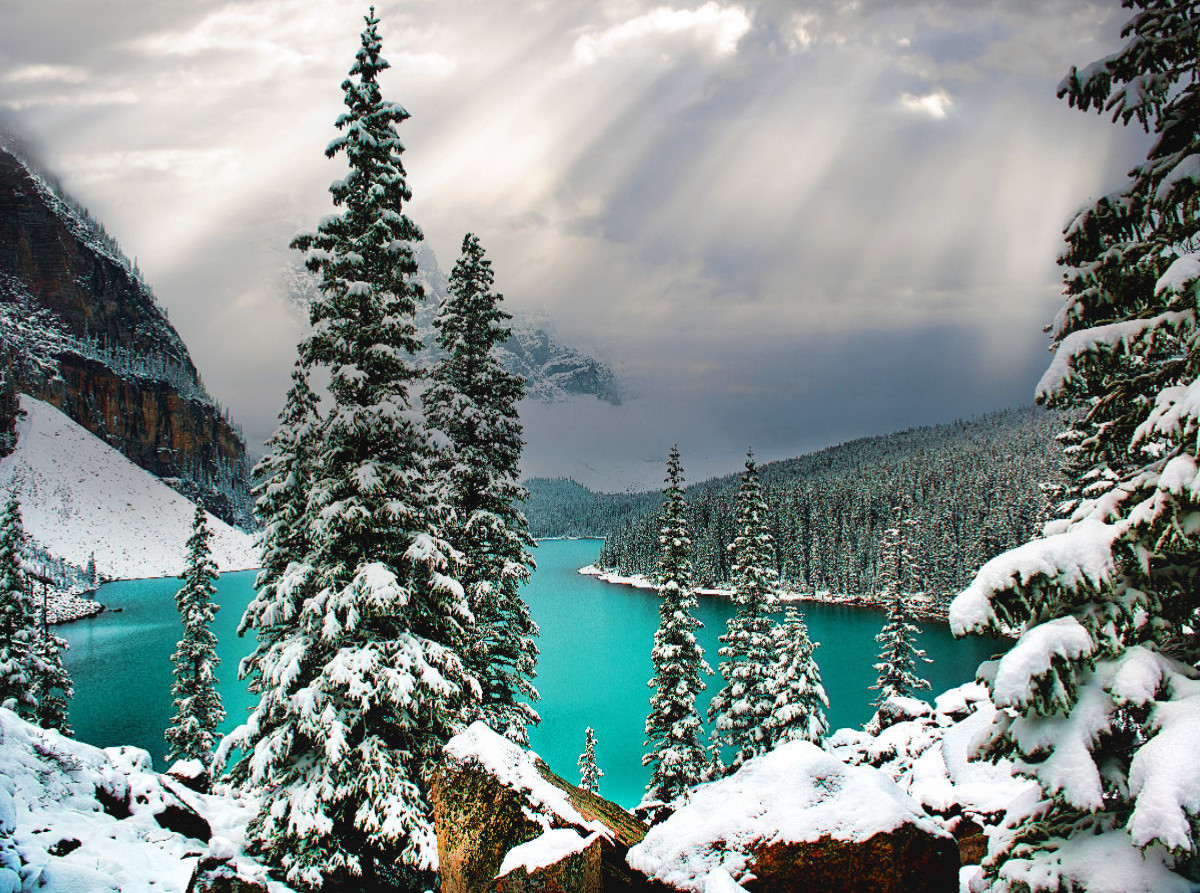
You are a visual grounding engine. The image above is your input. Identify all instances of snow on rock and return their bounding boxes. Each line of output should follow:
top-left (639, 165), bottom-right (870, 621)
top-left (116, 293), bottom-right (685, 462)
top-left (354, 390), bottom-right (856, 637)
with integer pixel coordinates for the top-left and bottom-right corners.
top-left (0, 707), bottom-right (291, 893)
top-left (433, 722), bottom-right (650, 893)
top-left (496, 828), bottom-right (601, 877)
top-left (443, 721), bottom-right (605, 836)
top-left (0, 396), bottom-right (258, 579)
top-left (626, 739), bottom-right (951, 890)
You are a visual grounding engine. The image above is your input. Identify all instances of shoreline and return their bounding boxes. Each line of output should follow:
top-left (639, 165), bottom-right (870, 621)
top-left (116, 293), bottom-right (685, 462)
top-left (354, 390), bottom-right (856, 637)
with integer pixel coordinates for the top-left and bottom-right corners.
top-left (577, 565), bottom-right (951, 624)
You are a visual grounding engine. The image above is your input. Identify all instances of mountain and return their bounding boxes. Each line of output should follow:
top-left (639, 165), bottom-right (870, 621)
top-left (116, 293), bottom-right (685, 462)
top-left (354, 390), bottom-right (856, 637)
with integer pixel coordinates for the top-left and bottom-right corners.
top-left (285, 244), bottom-right (622, 404)
top-left (0, 395), bottom-right (257, 580)
top-left (525, 407), bottom-right (1064, 610)
top-left (0, 146), bottom-right (252, 526)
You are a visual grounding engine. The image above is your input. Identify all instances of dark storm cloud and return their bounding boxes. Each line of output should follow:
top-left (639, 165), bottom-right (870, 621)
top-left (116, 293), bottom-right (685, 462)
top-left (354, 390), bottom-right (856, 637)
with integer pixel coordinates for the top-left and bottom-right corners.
top-left (0, 0), bottom-right (1142, 485)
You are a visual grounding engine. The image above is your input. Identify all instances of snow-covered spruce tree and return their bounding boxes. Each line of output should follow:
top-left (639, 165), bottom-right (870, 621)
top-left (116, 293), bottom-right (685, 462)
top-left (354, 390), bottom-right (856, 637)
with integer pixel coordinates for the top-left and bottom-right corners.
top-left (763, 606), bottom-right (828, 746)
top-left (578, 725), bottom-right (603, 793)
top-left (251, 359), bottom-right (319, 592)
top-left (28, 622), bottom-right (72, 736)
top-left (423, 233), bottom-right (538, 745)
top-left (951, 5), bottom-right (1200, 890)
top-left (707, 450), bottom-right (781, 772)
top-left (643, 446), bottom-right (710, 810)
top-left (165, 505), bottom-right (223, 766)
top-left (871, 499), bottom-right (930, 706)
top-left (0, 494), bottom-right (36, 717)
top-left (219, 10), bottom-right (474, 890)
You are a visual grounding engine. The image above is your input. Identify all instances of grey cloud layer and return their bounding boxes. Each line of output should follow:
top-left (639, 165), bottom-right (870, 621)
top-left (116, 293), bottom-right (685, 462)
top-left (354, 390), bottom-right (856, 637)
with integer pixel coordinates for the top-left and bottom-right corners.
top-left (0, 0), bottom-right (1136, 483)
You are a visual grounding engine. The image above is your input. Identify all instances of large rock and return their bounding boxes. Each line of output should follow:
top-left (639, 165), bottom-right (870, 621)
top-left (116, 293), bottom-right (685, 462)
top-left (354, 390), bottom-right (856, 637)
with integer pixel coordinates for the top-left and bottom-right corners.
top-left (430, 722), bottom-right (655, 893)
top-left (626, 740), bottom-right (958, 893)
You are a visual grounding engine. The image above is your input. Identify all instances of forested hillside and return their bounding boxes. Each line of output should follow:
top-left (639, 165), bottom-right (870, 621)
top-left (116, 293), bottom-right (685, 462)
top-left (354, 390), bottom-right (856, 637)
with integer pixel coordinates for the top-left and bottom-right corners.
top-left (582, 407), bottom-right (1062, 610)
top-left (521, 477), bottom-right (658, 538)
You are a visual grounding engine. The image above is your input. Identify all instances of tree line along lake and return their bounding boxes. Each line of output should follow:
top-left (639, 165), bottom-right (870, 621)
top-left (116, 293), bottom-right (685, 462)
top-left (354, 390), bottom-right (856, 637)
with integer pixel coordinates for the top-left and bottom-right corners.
top-left (61, 538), bottom-right (1000, 808)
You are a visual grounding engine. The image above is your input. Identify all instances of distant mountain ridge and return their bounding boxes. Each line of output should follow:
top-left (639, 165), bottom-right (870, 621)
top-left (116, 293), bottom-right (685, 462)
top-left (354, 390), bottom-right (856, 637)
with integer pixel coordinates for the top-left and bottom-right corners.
top-left (285, 244), bottom-right (622, 404)
top-left (0, 146), bottom-right (252, 526)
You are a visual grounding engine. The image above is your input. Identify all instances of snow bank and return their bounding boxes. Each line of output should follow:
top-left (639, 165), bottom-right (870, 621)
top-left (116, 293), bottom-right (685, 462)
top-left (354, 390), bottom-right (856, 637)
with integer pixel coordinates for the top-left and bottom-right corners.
top-left (626, 739), bottom-right (946, 889)
top-left (0, 707), bottom-right (289, 892)
top-left (0, 396), bottom-right (258, 580)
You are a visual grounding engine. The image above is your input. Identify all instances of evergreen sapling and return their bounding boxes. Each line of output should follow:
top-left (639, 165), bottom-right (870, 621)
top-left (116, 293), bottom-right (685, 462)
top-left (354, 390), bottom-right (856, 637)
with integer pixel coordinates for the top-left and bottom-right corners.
top-left (578, 726), bottom-right (603, 793)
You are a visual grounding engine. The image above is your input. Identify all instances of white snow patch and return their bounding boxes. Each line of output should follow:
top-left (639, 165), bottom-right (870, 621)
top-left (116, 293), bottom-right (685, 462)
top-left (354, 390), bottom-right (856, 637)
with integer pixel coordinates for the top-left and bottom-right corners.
top-left (496, 828), bottom-right (600, 878)
top-left (0, 396), bottom-right (258, 579)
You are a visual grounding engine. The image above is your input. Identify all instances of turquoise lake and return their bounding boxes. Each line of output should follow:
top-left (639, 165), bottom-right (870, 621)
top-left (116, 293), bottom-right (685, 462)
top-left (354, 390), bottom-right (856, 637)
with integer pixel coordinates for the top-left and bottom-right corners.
top-left (61, 538), bottom-right (1002, 808)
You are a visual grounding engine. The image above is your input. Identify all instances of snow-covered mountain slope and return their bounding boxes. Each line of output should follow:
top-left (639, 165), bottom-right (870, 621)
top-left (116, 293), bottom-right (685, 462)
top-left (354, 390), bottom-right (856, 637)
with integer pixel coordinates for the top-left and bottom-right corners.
top-left (0, 396), bottom-right (258, 580)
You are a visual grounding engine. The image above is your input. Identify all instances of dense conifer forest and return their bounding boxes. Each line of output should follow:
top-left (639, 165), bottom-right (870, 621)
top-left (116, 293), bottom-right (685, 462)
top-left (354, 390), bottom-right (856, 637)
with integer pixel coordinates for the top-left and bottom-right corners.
top-left (526, 407), bottom-right (1063, 610)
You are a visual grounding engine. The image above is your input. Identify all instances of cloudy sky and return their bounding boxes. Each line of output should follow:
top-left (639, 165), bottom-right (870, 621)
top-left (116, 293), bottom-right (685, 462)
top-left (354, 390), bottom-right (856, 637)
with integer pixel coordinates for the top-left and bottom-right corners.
top-left (0, 0), bottom-right (1145, 488)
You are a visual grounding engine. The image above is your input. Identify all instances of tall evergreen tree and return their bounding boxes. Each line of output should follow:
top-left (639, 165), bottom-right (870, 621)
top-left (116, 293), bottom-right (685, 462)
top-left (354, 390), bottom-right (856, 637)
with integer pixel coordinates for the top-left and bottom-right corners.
top-left (763, 606), bottom-right (828, 747)
top-left (0, 494), bottom-right (36, 717)
top-left (643, 446), bottom-right (710, 810)
top-left (577, 726), bottom-right (602, 793)
top-left (952, 4), bottom-right (1200, 890)
top-left (871, 499), bottom-right (929, 705)
top-left (220, 10), bottom-right (473, 889)
top-left (165, 506), bottom-right (224, 765)
top-left (423, 233), bottom-right (538, 745)
top-left (708, 450), bottom-right (781, 772)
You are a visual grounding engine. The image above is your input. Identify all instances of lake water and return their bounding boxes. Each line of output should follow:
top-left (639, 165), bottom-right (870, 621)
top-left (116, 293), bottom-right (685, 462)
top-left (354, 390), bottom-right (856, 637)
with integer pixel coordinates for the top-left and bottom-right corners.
top-left (61, 538), bottom-right (1002, 808)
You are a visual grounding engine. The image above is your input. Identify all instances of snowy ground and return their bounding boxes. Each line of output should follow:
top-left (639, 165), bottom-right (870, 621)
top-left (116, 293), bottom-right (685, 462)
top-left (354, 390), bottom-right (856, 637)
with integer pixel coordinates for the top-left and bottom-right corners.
top-left (0, 396), bottom-right (259, 580)
top-left (0, 708), bottom-right (292, 893)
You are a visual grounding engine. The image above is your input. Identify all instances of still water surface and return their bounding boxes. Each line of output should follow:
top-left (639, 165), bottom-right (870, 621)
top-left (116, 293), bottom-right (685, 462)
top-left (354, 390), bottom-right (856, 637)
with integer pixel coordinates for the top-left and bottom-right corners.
top-left (61, 538), bottom-right (1001, 807)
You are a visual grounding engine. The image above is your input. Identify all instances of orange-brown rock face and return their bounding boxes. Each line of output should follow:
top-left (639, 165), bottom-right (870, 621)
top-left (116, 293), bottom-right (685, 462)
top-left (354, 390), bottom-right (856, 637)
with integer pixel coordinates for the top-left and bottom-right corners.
top-left (0, 147), bottom-right (250, 525)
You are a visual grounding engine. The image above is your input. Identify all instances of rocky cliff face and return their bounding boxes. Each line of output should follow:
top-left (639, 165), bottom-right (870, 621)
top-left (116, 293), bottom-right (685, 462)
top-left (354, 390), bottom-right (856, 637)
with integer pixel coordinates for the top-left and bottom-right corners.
top-left (0, 147), bottom-right (251, 526)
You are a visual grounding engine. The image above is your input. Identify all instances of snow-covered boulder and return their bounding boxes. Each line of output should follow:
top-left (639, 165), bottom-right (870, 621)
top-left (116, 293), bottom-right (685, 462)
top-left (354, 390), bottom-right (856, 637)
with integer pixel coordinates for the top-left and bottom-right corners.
top-left (865, 695), bottom-right (933, 734)
top-left (430, 722), bottom-right (649, 893)
top-left (493, 828), bottom-right (603, 892)
top-left (626, 740), bottom-right (958, 893)
top-left (0, 707), bottom-right (287, 892)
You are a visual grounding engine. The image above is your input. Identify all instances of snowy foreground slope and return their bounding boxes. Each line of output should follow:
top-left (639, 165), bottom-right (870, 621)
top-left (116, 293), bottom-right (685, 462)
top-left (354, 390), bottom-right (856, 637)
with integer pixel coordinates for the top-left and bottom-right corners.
top-left (0, 396), bottom-right (258, 579)
top-left (0, 707), bottom-right (292, 893)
